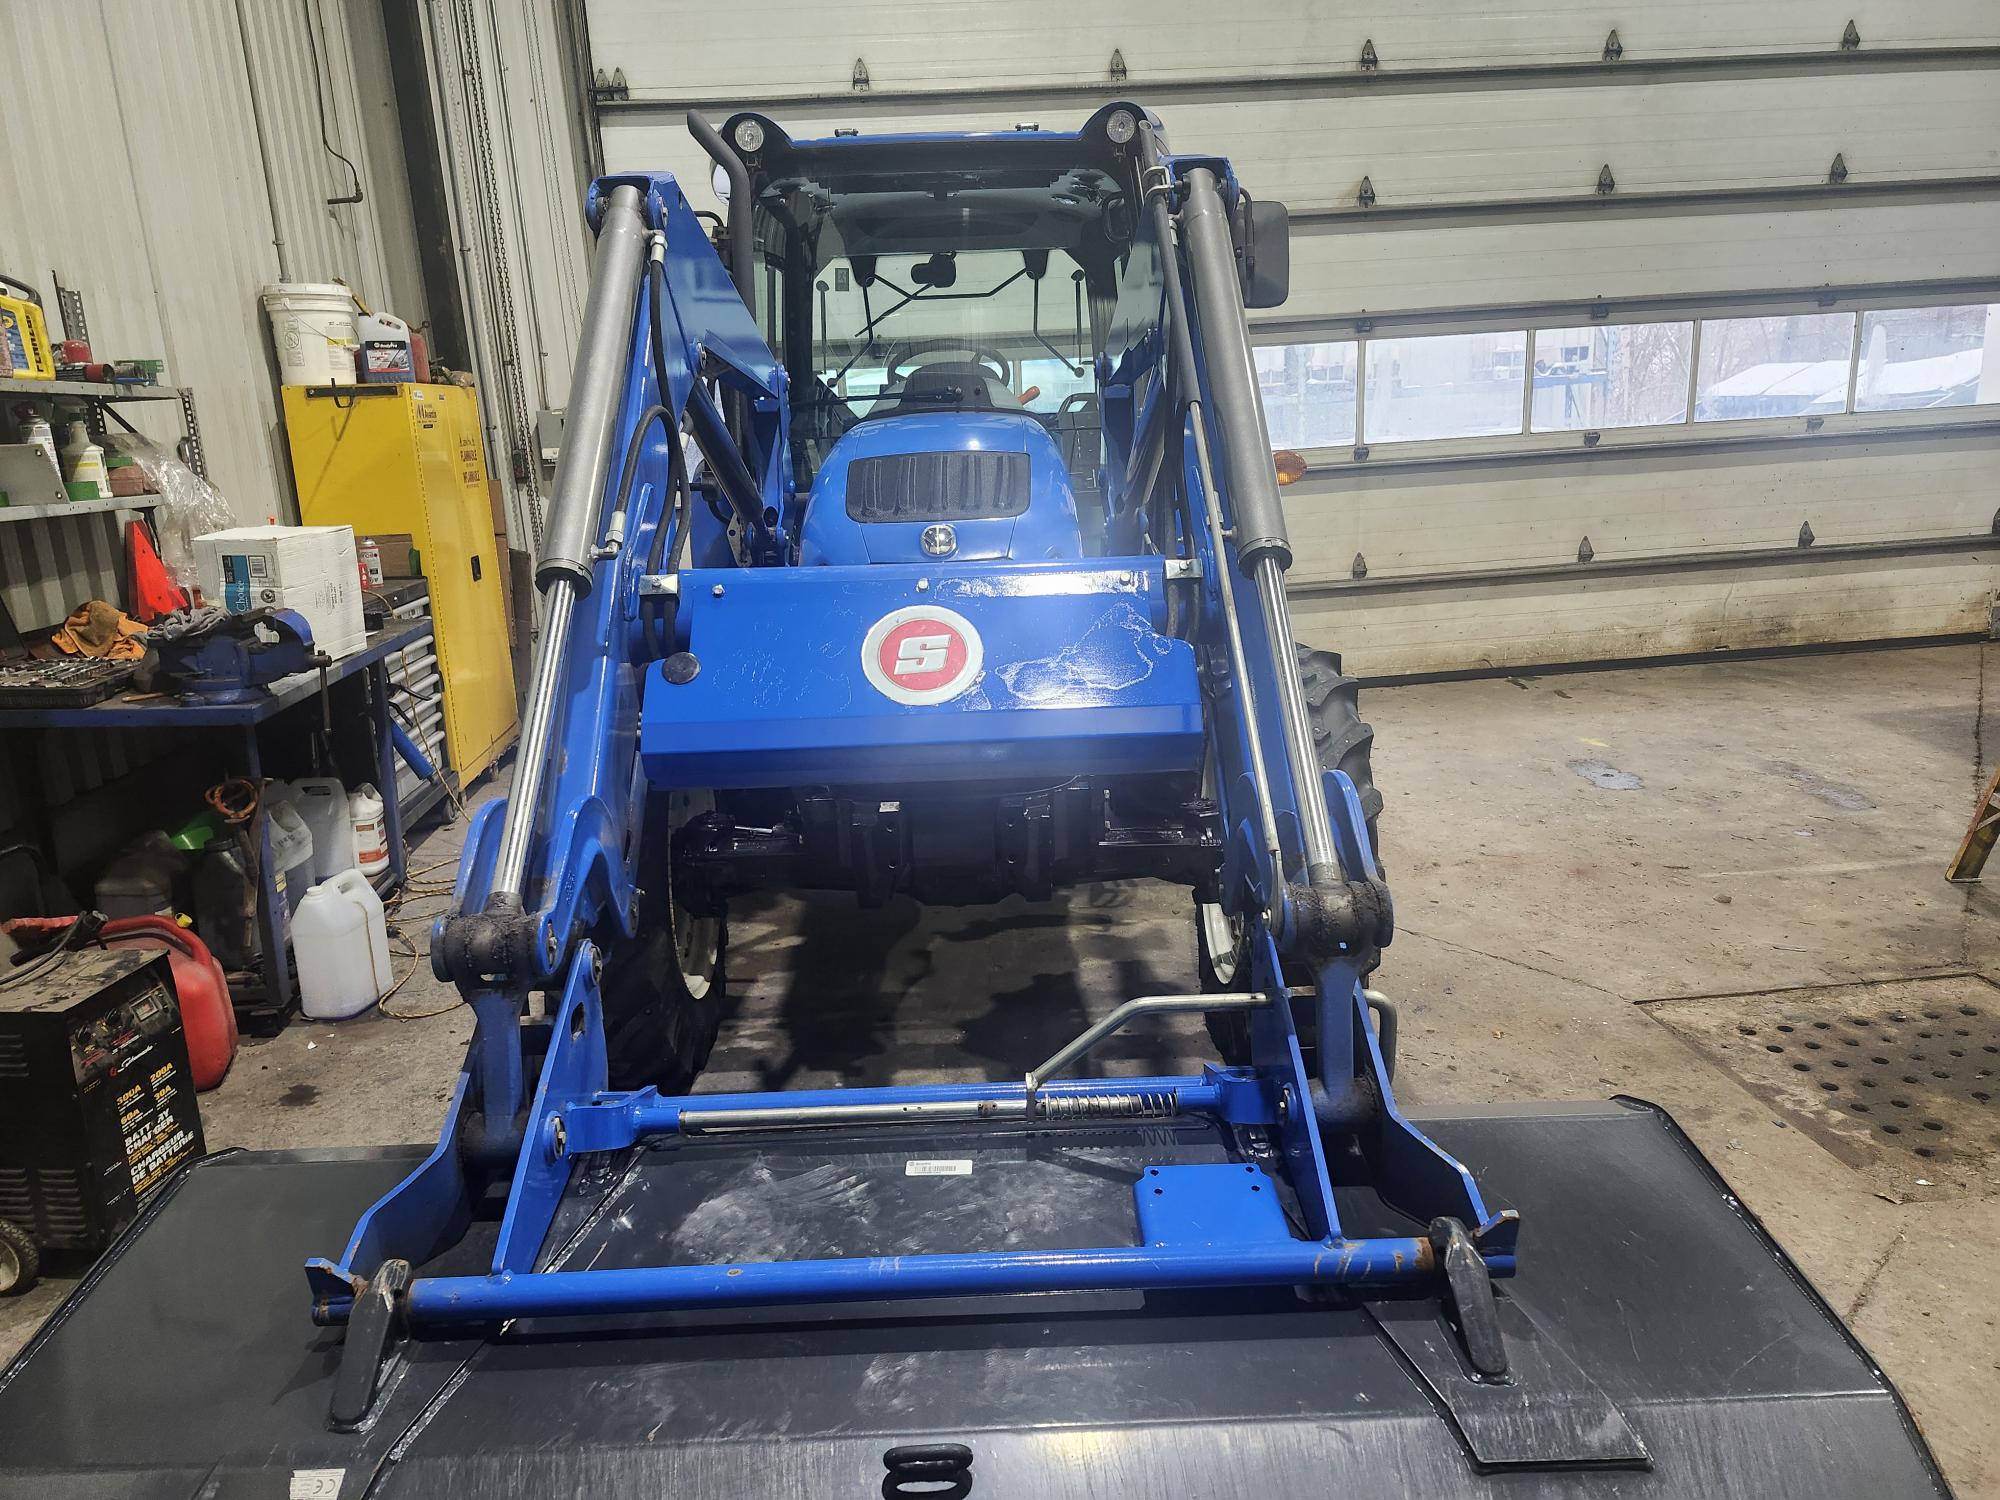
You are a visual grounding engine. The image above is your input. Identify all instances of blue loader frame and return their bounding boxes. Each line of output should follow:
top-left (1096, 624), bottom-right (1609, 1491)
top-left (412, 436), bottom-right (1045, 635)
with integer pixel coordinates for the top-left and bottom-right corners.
top-left (303, 134), bottom-right (1519, 1428)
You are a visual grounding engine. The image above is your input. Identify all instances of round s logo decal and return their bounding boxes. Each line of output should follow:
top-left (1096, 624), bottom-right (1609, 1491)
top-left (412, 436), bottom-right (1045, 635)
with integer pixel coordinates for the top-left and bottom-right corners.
top-left (860, 605), bottom-right (983, 706)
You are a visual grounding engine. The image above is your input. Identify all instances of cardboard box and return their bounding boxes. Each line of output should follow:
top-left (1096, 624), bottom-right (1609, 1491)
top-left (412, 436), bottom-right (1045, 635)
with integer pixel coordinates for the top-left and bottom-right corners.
top-left (192, 524), bottom-right (367, 659)
top-left (358, 532), bottom-right (419, 580)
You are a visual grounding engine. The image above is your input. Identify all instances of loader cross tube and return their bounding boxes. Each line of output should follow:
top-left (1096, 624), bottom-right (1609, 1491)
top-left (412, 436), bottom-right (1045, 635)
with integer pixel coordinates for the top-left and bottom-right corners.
top-left (350, 1236), bottom-right (1445, 1329)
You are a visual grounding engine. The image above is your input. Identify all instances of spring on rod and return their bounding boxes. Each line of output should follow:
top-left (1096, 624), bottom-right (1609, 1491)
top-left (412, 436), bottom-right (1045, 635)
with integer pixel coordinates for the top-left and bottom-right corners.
top-left (1036, 1090), bottom-right (1180, 1120)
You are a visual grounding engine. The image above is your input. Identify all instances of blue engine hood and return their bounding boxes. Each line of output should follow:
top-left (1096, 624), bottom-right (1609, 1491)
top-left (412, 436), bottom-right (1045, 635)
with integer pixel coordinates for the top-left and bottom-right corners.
top-left (798, 412), bottom-right (1083, 566)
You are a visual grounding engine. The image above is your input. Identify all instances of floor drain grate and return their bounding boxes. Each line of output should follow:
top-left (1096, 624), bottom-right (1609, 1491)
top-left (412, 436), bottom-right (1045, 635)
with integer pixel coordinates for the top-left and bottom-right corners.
top-left (1647, 976), bottom-right (2000, 1189)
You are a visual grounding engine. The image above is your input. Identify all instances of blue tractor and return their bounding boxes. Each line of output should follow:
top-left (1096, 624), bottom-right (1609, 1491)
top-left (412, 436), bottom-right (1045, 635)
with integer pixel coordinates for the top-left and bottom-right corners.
top-left (4, 105), bottom-right (1935, 1498)
top-left (322, 94), bottom-right (1515, 1394)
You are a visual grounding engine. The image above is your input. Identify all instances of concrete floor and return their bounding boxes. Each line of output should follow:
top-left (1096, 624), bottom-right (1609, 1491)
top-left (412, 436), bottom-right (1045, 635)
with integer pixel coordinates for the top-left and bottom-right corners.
top-left (5, 640), bottom-right (1997, 1494)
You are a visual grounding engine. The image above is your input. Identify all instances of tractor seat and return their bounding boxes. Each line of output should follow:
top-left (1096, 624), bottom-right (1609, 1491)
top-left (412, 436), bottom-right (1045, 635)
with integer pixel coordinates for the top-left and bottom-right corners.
top-left (866, 362), bottom-right (1021, 421)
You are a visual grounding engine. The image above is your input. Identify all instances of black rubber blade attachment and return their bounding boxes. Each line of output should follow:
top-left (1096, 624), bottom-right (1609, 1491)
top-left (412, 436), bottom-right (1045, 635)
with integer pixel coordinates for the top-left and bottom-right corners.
top-left (329, 1258), bottom-right (411, 1432)
top-left (1432, 1216), bottom-right (1507, 1376)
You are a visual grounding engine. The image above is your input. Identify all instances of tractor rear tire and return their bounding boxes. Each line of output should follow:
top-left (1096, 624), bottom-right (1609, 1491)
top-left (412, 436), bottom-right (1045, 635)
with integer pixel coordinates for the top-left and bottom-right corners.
top-left (1298, 644), bottom-right (1383, 852)
top-left (1200, 643), bottom-right (1380, 1066)
top-left (598, 792), bottom-right (726, 1095)
top-left (0, 1217), bottom-right (39, 1297)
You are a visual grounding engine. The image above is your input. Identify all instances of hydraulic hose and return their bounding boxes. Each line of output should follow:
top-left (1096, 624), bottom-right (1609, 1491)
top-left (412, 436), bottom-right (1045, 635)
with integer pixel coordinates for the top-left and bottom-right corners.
top-left (645, 255), bottom-right (775, 560)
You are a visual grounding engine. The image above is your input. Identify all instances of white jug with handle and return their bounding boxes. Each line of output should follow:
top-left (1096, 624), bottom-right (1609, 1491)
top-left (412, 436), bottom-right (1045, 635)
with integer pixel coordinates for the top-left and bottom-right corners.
top-left (293, 868), bottom-right (393, 1018)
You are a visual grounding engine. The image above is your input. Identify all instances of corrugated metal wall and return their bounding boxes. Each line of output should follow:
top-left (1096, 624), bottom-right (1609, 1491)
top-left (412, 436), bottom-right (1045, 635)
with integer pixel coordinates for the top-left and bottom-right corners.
top-left (418, 0), bottom-right (595, 552)
top-left (0, 0), bottom-right (426, 526)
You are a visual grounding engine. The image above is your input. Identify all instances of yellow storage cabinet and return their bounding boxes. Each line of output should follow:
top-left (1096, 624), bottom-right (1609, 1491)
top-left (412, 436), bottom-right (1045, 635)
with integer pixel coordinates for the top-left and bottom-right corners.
top-left (283, 383), bottom-right (517, 785)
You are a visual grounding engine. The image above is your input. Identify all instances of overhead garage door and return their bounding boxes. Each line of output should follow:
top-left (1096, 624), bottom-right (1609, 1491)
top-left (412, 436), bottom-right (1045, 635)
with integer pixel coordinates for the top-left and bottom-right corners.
top-left (579, 0), bottom-right (2000, 674)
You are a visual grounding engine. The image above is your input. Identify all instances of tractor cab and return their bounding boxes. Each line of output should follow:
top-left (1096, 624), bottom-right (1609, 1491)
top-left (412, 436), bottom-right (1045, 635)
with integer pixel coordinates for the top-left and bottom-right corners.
top-left (730, 105), bottom-right (1150, 561)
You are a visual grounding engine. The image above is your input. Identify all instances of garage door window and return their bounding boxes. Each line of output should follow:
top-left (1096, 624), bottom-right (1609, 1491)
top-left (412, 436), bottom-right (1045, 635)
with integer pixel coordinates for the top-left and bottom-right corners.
top-left (1530, 323), bottom-right (1691, 432)
top-left (1855, 304), bottom-right (2000, 412)
top-left (1694, 313), bottom-right (1854, 420)
top-left (1256, 342), bottom-right (1358, 447)
top-left (1364, 332), bottom-right (1527, 442)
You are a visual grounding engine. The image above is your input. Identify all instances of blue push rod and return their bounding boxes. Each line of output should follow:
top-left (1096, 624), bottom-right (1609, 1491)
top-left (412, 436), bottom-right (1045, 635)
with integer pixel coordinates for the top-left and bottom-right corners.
top-left (381, 1237), bottom-right (1436, 1325)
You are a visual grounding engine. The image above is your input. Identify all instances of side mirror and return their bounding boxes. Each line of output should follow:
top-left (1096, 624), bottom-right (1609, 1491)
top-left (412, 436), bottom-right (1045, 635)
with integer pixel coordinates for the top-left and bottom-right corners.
top-left (1235, 195), bottom-right (1290, 309)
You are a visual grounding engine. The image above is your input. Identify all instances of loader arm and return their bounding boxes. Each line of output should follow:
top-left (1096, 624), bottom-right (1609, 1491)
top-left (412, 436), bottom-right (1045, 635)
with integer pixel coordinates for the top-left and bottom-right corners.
top-left (304, 112), bottom-right (1539, 1453)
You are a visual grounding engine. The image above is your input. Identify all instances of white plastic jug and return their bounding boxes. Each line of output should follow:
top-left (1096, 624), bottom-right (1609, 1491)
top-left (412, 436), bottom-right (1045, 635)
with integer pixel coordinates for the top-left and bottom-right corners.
top-left (357, 311), bottom-right (415, 383)
top-left (294, 777), bottom-right (357, 881)
top-left (264, 797), bottom-right (315, 924)
top-left (293, 869), bottom-right (391, 1019)
top-left (350, 783), bottom-right (389, 877)
top-left (331, 867), bottom-right (393, 995)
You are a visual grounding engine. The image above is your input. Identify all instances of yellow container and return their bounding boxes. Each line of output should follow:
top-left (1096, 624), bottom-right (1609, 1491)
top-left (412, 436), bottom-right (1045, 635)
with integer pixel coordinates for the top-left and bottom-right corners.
top-left (282, 383), bottom-right (518, 784)
top-left (0, 291), bottom-right (55, 379)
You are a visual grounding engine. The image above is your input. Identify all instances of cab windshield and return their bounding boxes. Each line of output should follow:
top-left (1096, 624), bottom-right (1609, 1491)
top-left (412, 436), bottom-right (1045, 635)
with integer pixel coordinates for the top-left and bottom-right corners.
top-left (748, 155), bottom-right (1139, 493)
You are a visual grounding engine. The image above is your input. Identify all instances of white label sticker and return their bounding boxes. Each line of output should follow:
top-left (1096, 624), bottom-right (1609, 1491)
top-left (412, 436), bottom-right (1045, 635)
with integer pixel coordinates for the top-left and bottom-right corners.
top-left (905, 1159), bottom-right (973, 1177)
top-left (290, 1471), bottom-right (345, 1500)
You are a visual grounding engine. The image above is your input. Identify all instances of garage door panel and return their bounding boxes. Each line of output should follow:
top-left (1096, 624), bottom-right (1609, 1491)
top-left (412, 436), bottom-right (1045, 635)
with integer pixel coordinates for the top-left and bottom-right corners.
top-left (591, 0), bottom-right (2000, 101)
top-left (1291, 198), bottom-right (2000, 314)
top-left (605, 68), bottom-right (1998, 219)
top-left (1262, 70), bottom-right (2000, 206)
top-left (1290, 550), bottom-right (1999, 677)
top-left (1281, 434), bottom-right (2000, 583)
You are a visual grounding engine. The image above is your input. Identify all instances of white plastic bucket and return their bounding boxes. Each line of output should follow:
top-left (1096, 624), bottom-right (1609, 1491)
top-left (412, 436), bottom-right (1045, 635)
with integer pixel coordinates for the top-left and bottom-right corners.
top-left (294, 777), bottom-right (357, 882)
top-left (261, 282), bottom-right (358, 386)
top-left (294, 869), bottom-right (391, 1019)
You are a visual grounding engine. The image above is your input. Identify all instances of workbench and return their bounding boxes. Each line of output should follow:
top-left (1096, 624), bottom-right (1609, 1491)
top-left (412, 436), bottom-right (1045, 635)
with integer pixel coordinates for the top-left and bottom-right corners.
top-left (0, 617), bottom-right (434, 1025)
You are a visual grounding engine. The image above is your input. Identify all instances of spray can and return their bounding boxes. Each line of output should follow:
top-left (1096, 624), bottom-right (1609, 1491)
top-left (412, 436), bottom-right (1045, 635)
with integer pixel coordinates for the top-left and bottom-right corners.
top-left (19, 414), bottom-right (59, 477)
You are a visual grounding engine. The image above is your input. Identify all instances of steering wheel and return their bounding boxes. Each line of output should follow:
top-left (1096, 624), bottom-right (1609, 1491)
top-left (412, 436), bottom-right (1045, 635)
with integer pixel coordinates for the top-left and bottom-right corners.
top-left (881, 337), bottom-right (1012, 386)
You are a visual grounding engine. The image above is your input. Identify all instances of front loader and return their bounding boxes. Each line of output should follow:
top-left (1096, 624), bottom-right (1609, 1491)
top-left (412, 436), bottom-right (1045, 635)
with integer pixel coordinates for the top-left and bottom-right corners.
top-left (0, 105), bottom-right (1949, 1499)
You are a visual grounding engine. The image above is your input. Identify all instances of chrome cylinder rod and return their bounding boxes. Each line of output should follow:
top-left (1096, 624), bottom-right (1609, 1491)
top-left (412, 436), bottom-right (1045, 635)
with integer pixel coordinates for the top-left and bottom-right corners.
top-left (487, 184), bottom-right (649, 910)
top-left (1188, 406), bottom-right (1286, 902)
top-left (487, 581), bottom-right (576, 908)
top-left (1250, 553), bottom-right (1341, 876)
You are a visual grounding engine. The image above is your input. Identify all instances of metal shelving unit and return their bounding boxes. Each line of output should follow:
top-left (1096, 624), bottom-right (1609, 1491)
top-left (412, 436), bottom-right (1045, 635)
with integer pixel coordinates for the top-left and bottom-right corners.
top-left (0, 495), bottom-right (162, 524)
top-left (0, 376), bottom-right (206, 479)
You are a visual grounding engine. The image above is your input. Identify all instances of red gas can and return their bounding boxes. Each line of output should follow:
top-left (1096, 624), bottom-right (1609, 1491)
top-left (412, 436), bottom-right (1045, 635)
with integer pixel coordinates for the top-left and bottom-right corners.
top-left (5, 916), bottom-right (238, 1090)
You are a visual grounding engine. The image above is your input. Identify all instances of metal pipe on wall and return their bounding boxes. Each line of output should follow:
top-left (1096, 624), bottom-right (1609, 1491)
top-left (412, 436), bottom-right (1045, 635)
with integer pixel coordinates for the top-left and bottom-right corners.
top-left (232, 0), bottom-right (292, 282)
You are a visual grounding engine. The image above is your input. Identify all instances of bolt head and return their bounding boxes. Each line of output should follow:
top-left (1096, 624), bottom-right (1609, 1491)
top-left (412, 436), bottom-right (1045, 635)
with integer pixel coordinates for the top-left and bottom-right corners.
top-left (1118, 570), bottom-right (1135, 586)
top-left (543, 928), bottom-right (560, 965)
top-left (915, 578), bottom-right (929, 592)
top-left (548, 1115), bottom-right (568, 1159)
top-left (711, 583), bottom-right (725, 598)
